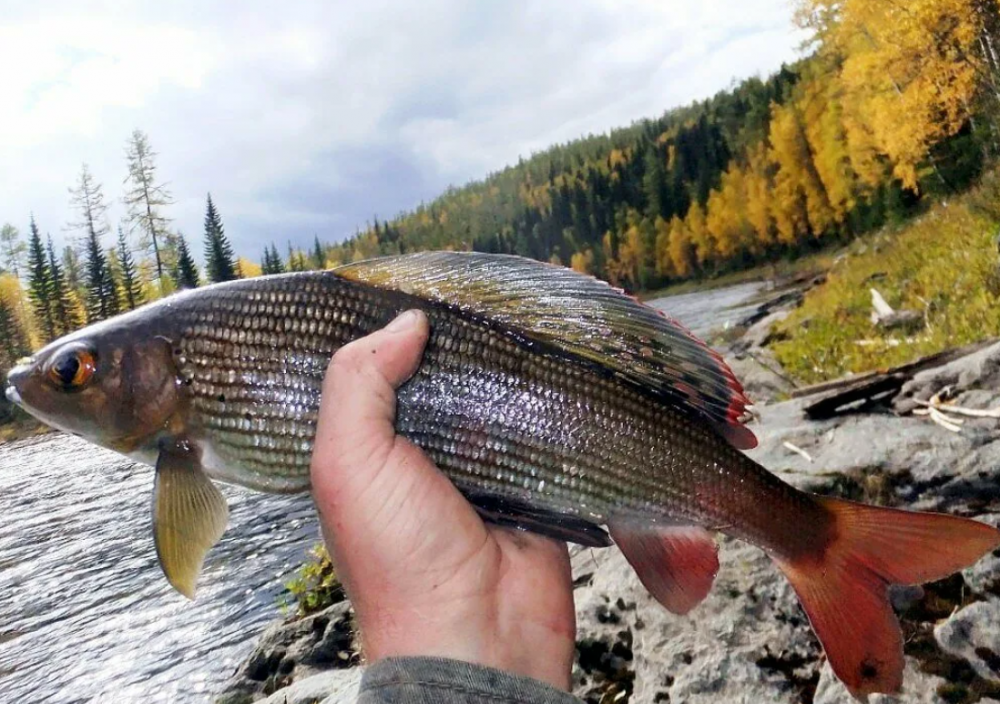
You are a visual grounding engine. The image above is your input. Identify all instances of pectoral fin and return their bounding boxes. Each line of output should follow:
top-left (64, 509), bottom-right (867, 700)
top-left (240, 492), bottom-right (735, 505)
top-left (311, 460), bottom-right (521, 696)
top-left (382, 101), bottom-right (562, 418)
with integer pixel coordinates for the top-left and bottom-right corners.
top-left (153, 444), bottom-right (229, 599)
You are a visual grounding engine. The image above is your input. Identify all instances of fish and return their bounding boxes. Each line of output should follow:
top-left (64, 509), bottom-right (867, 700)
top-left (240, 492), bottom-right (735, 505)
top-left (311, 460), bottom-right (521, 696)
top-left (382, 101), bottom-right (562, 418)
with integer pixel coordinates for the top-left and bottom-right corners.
top-left (4, 252), bottom-right (999, 698)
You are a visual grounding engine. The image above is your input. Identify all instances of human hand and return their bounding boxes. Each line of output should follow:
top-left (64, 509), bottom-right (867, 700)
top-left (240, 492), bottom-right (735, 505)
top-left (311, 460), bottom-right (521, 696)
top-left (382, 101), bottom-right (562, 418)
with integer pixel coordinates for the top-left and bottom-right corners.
top-left (310, 309), bottom-right (577, 690)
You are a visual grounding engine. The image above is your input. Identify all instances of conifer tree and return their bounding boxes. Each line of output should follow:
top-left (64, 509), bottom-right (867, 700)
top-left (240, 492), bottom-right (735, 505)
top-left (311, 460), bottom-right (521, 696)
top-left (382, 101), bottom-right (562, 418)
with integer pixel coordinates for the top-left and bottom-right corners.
top-left (311, 235), bottom-right (326, 269)
top-left (116, 226), bottom-right (145, 310)
top-left (26, 216), bottom-right (56, 341)
top-left (287, 241), bottom-right (309, 272)
top-left (261, 243), bottom-right (285, 274)
top-left (69, 164), bottom-right (118, 322)
top-left (124, 130), bottom-right (173, 286)
top-left (173, 235), bottom-right (200, 289)
top-left (0, 292), bottom-right (30, 369)
top-left (0, 223), bottom-right (26, 278)
top-left (203, 193), bottom-right (238, 282)
top-left (48, 236), bottom-right (83, 334)
top-left (62, 246), bottom-right (84, 298)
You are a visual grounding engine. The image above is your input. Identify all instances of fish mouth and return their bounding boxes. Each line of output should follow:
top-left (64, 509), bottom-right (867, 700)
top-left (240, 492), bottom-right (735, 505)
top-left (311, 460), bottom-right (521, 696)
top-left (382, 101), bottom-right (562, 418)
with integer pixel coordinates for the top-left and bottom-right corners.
top-left (4, 364), bottom-right (27, 406)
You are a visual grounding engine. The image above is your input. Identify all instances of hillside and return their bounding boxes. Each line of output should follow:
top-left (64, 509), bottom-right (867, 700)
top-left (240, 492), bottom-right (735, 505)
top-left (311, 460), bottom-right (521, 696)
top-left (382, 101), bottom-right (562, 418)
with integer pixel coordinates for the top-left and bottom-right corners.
top-left (323, 0), bottom-right (999, 293)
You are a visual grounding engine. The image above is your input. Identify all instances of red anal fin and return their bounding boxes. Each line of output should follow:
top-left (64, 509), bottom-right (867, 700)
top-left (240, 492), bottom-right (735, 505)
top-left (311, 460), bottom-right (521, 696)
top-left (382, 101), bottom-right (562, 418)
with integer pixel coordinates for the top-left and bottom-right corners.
top-left (609, 521), bottom-right (719, 615)
top-left (773, 496), bottom-right (1000, 698)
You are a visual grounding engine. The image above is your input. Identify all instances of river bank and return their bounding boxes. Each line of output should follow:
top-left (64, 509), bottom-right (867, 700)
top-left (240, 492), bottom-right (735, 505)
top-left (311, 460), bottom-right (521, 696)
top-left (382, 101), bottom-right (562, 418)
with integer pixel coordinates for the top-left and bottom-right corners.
top-left (217, 284), bottom-right (1000, 704)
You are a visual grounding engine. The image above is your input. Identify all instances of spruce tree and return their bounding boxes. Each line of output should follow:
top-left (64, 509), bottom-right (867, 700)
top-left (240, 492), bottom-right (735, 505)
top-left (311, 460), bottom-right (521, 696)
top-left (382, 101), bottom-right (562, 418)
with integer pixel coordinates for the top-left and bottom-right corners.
top-left (69, 164), bottom-right (118, 322)
top-left (203, 194), bottom-right (238, 282)
top-left (116, 226), bottom-right (145, 310)
top-left (311, 235), bottom-right (325, 269)
top-left (261, 243), bottom-right (284, 274)
top-left (26, 216), bottom-right (56, 341)
top-left (48, 236), bottom-right (83, 334)
top-left (173, 235), bottom-right (200, 289)
top-left (83, 230), bottom-right (119, 322)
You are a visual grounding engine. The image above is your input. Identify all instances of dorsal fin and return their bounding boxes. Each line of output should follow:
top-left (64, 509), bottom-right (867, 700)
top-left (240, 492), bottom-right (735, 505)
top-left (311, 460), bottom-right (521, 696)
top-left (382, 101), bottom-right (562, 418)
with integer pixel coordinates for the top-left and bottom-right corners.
top-left (334, 252), bottom-right (756, 449)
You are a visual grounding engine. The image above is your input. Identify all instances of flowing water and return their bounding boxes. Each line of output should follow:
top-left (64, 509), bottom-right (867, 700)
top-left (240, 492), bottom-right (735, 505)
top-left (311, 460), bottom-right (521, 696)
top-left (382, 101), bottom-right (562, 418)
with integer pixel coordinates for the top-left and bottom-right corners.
top-left (0, 279), bottom-right (764, 703)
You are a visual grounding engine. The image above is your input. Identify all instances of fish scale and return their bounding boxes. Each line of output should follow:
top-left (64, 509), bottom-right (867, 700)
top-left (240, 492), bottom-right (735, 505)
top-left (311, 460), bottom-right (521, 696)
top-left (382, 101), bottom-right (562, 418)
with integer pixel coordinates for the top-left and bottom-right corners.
top-left (168, 271), bottom-right (810, 546)
top-left (9, 252), bottom-right (999, 698)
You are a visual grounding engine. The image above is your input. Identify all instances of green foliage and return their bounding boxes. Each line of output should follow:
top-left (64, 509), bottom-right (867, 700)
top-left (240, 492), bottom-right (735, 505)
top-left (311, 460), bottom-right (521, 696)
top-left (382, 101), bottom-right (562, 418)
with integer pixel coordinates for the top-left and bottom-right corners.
top-left (116, 227), bottom-right (145, 310)
top-left (772, 186), bottom-right (1000, 383)
top-left (203, 194), bottom-right (238, 283)
top-left (260, 243), bottom-right (285, 275)
top-left (284, 544), bottom-right (344, 617)
top-left (173, 235), bottom-right (200, 289)
top-left (26, 216), bottom-right (56, 342)
top-left (48, 238), bottom-right (84, 334)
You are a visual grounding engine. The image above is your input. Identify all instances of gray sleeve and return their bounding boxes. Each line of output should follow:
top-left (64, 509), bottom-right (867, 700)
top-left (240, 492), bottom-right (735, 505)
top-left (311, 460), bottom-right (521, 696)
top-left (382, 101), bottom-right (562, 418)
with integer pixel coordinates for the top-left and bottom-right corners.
top-left (357, 657), bottom-right (582, 704)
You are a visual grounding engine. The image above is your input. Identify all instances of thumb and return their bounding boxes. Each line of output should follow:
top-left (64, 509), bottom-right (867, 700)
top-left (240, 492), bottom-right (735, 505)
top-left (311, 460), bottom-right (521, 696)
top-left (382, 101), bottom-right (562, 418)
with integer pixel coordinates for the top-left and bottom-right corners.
top-left (311, 309), bottom-right (429, 508)
top-left (310, 308), bottom-right (490, 597)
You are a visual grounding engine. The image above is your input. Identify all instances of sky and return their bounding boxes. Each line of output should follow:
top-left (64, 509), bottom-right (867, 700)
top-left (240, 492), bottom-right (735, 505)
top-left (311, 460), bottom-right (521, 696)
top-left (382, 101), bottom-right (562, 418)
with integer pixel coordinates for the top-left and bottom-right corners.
top-left (0, 0), bottom-right (807, 263)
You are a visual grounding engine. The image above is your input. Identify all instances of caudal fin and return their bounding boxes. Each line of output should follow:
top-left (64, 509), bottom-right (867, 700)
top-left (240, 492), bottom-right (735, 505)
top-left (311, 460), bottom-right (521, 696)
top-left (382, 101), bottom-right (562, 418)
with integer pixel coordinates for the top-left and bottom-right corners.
top-left (773, 496), bottom-right (1000, 698)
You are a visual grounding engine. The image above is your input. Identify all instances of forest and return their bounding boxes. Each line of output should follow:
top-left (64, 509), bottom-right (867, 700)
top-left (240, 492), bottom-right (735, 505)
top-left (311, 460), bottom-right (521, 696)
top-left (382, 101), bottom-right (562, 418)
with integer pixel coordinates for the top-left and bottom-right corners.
top-left (2, 0), bottom-right (1000, 380)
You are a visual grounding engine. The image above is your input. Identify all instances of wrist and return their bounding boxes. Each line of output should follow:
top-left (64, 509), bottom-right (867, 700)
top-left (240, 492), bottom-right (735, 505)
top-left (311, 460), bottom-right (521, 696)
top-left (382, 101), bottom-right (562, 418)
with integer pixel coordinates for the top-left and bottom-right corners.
top-left (357, 600), bottom-right (574, 690)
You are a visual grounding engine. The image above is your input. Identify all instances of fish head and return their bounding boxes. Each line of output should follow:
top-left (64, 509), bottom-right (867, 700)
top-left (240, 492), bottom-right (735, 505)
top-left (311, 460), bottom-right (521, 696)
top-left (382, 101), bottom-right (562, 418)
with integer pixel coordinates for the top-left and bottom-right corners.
top-left (4, 314), bottom-right (182, 454)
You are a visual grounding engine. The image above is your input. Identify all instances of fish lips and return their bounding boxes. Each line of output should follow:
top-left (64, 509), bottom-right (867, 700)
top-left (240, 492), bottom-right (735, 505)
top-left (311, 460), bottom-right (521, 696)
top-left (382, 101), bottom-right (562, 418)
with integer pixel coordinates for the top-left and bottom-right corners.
top-left (4, 364), bottom-right (28, 405)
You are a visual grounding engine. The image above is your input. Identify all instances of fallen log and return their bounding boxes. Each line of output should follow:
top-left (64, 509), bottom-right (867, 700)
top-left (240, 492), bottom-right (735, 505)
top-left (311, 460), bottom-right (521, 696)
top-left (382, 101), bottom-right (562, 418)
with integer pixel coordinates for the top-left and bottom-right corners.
top-left (792, 338), bottom-right (997, 420)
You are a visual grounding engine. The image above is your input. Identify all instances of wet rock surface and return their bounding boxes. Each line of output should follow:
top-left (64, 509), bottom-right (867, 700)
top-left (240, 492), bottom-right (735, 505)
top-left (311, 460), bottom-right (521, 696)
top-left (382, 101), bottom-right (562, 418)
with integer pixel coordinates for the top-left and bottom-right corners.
top-left (223, 336), bottom-right (1000, 703)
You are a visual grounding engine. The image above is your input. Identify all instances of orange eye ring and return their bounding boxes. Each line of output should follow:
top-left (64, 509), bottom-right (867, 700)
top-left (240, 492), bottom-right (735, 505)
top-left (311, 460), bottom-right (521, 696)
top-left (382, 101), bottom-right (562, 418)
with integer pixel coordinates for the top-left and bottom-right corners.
top-left (47, 345), bottom-right (97, 390)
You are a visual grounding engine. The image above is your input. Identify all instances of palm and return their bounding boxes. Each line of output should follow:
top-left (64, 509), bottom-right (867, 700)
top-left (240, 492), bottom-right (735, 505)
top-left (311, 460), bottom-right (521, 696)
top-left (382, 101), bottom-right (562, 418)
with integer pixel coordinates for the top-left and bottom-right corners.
top-left (311, 314), bottom-right (577, 690)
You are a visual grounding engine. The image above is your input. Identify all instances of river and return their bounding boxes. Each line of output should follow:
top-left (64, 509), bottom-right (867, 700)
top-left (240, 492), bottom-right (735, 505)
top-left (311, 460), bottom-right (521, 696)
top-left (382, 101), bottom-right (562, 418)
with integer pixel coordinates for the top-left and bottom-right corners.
top-left (0, 279), bottom-right (765, 703)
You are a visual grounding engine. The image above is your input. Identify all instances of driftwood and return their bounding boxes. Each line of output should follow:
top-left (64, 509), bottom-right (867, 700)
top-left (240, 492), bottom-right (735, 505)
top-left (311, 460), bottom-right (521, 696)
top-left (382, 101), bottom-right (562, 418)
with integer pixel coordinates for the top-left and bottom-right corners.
top-left (735, 274), bottom-right (826, 329)
top-left (869, 288), bottom-right (924, 331)
top-left (793, 338), bottom-right (997, 420)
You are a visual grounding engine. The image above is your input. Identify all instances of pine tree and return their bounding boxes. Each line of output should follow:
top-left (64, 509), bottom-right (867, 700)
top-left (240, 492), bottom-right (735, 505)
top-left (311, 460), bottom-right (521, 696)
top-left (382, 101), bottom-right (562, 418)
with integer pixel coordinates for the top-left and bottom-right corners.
top-left (203, 193), bottom-right (238, 282)
top-left (0, 223), bottom-right (26, 278)
top-left (26, 216), bottom-right (56, 341)
top-left (311, 235), bottom-right (326, 269)
top-left (48, 236), bottom-right (83, 334)
top-left (116, 226), bottom-right (145, 310)
top-left (173, 235), bottom-right (200, 289)
top-left (124, 130), bottom-right (173, 286)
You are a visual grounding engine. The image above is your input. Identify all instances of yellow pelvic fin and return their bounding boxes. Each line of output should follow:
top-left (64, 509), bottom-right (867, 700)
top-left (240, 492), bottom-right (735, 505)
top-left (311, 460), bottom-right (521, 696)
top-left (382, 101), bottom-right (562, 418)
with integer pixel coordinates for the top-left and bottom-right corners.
top-left (152, 444), bottom-right (229, 599)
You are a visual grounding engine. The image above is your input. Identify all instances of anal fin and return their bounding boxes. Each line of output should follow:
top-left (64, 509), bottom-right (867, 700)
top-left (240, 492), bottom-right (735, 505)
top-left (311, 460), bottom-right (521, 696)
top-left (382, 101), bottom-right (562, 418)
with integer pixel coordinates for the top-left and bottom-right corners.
top-left (609, 520), bottom-right (719, 614)
top-left (153, 443), bottom-right (229, 599)
top-left (467, 492), bottom-right (612, 548)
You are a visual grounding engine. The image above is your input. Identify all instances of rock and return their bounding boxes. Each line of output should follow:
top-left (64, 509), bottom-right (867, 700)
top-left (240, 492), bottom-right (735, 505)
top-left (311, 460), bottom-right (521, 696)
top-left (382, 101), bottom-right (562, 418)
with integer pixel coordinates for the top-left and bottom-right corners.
top-left (935, 600), bottom-right (1000, 683)
top-left (813, 658), bottom-right (943, 704)
top-left (223, 334), bottom-right (1000, 704)
top-left (726, 346), bottom-right (794, 405)
top-left (895, 340), bottom-right (1000, 414)
top-left (259, 669), bottom-right (362, 704)
top-left (215, 601), bottom-right (358, 702)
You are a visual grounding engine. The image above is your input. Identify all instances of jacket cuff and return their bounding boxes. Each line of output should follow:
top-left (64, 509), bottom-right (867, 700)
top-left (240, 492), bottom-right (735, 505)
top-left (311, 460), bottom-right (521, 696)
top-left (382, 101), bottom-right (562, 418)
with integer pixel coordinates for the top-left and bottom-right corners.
top-left (358, 657), bottom-right (581, 704)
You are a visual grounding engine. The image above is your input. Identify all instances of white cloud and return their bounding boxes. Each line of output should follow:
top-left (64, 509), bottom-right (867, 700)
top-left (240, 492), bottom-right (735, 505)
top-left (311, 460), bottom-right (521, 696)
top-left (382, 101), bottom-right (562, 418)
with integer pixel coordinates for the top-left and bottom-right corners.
top-left (0, 0), bottom-right (807, 260)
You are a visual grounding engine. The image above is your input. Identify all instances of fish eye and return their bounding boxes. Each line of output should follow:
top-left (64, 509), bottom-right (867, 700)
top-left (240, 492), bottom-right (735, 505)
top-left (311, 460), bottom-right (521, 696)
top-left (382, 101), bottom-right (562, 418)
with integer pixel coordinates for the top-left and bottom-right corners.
top-left (46, 344), bottom-right (97, 391)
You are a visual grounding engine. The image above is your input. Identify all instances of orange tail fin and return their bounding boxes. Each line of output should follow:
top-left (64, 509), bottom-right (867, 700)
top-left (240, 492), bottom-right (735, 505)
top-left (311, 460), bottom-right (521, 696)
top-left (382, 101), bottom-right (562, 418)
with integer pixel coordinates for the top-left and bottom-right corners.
top-left (773, 496), bottom-right (1000, 698)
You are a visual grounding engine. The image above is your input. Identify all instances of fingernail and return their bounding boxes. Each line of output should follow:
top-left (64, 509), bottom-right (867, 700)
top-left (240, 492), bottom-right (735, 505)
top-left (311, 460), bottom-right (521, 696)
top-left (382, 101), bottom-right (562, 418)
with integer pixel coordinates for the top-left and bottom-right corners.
top-left (386, 310), bottom-right (419, 333)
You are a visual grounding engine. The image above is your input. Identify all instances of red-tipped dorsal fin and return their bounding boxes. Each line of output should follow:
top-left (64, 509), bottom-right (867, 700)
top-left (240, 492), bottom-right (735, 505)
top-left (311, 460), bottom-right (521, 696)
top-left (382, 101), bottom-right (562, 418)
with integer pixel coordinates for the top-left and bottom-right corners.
top-left (773, 497), bottom-right (1000, 699)
top-left (334, 253), bottom-right (756, 449)
top-left (609, 521), bottom-right (719, 615)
